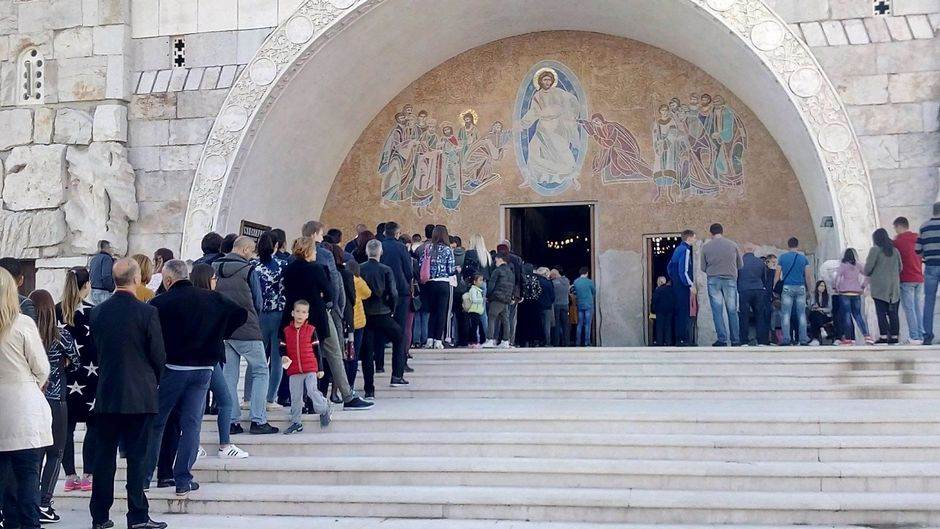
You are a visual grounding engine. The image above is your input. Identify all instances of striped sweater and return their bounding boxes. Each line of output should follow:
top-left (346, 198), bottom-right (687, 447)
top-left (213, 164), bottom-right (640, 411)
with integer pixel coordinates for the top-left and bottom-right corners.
top-left (916, 216), bottom-right (940, 267)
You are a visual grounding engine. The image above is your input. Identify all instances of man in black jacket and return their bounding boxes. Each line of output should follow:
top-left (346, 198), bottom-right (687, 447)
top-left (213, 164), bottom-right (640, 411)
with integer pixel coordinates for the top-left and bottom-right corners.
top-left (89, 258), bottom-right (166, 529)
top-left (145, 260), bottom-right (247, 496)
top-left (379, 221), bottom-right (413, 373)
top-left (193, 232), bottom-right (224, 266)
top-left (361, 239), bottom-right (408, 395)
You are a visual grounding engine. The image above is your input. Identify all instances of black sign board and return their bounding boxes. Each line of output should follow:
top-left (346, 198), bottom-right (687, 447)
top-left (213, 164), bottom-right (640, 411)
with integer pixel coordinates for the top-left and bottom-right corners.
top-left (239, 220), bottom-right (271, 241)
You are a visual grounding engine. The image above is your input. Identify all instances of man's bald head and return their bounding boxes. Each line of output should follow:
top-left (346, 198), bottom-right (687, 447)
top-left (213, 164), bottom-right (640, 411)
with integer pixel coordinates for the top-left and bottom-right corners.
top-left (113, 257), bottom-right (141, 290)
top-left (233, 236), bottom-right (256, 259)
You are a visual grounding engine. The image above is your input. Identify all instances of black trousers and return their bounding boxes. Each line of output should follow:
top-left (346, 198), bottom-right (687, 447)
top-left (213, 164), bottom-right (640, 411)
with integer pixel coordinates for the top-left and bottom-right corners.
top-left (90, 413), bottom-right (153, 526)
top-left (808, 310), bottom-right (832, 341)
top-left (673, 284), bottom-right (691, 345)
top-left (378, 297), bottom-right (411, 371)
top-left (467, 312), bottom-right (486, 343)
top-left (653, 313), bottom-right (673, 345)
top-left (739, 289), bottom-right (769, 345)
top-left (425, 281), bottom-right (451, 342)
top-left (40, 399), bottom-right (67, 508)
top-left (874, 298), bottom-right (900, 337)
top-left (63, 416), bottom-right (96, 476)
top-left (0, 448), bottom-right (43, 529)
top-left (362, 312), bottom-right (405, 393)
top-left (156, 409), bottom-right (180, 482)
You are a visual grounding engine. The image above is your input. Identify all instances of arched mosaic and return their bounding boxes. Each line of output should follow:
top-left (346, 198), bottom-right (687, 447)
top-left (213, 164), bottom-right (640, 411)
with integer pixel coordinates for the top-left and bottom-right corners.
top-left (181, 0), bottom-right (878, 258)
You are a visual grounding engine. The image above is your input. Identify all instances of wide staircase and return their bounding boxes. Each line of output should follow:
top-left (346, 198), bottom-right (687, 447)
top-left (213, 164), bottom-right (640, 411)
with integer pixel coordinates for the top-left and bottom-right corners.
top-left (59, 345), bottom-right (940, 528)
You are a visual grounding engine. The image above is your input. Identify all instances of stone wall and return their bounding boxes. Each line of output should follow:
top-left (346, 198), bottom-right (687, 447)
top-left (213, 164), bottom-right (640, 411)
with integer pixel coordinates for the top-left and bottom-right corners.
top-left (0, 0), bottom-right (137, 297)
top-left (771, 0), bottom-right (939, 230)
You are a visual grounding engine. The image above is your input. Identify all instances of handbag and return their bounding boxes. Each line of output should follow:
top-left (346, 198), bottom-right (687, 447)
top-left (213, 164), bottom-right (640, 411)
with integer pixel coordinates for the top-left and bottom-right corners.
top-left (419, 244), bottom-right (431, 284)
top-left (773, 257), bottom-right (797, 296)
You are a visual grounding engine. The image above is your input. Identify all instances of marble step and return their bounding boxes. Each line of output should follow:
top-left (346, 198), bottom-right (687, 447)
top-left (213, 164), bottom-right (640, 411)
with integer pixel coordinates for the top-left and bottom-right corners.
top-left (101, 456), bottom-right (940, 492)
top-left (50, 484), bottom-right (940, 524)
top-left (73, 398), bottom-right (940, 435)
top-left (74, 432), bottom-right (940, 462)
top-left (49, 512), bottom-right (871, 529)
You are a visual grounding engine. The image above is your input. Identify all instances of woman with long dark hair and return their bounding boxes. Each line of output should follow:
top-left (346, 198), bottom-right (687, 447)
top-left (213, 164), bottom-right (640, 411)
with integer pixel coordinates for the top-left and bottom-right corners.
top-left (252, 231), bottom-right (288, 408)
top-left (353, 230), bottom-right (375, 264)
top-left (808, 280), bottom-right (833, 345)
top-left (29, 290), bottom-right (80, 522)
top-left (190, 263), bottom-right (248, 459)
top-left (834, 248), bottom-right (872, 345)
top-left (56, 267), bottom-right (98, 493)
top-left (418, 225), bottom-right (456, 349)
top-left (865, 228), bottom-right (902, 344)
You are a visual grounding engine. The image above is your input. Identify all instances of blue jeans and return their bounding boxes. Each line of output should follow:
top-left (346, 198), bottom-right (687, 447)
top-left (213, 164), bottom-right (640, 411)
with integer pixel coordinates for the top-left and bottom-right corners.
top-left (779, 285), bottom-right (808, 345)
top-left (223, 340), bottom-right (269, 425)
top-left (706, 276), bottom-right (740, 344)
top-left (144, 368), bottom-right (212, 488)
top-left (412, 311), bottom-right (429, 345)
top-left (839, 295), bottom-right (868, 339)
top-left (210, 364), bottom-right (232, 445)
top-left (924, 266), bottom-right (940, 343)
top-left (577, 307), bottom-right (593, 346)
top-left (259, 311), bottom-right (284, 403)
top-left (89, 289), bottom-right (111, 306)
top-left (900, 282), bottom-right (924, 341)
top-left (0, 448), bottom-right (42, 529)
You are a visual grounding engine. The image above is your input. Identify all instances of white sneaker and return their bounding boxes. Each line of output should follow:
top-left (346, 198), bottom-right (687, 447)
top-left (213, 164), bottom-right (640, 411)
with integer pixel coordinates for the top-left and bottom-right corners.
top-left (498, 340), bottom-right (511, 348)
top-left (218, 444), bottom-right (249, 459)
top-left (809, 339), bottom-right (820, 346)
top-left (909, 339), bottom-right (924, 345)
top-left (196, 446), bottom-right (207, 460)
top-left (433, 340), bottom-right (444, 349)
top-left (482, 340), bottom-right (497, 349)
top-left (425, 339), bottom-right (434, 349)
top-left (265, 402), bottom-right (281, 411)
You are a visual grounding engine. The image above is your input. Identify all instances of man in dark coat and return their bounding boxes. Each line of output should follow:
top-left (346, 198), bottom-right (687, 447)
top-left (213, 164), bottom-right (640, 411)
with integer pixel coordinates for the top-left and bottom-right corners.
top-left (361, 239), bottom-right (407, 396)
top-left (145, 260), bottom-right (247, 496)
top-left (379, 221), bottom-right (413, 372)
top-left (88, 258), bottom-right (167, 529)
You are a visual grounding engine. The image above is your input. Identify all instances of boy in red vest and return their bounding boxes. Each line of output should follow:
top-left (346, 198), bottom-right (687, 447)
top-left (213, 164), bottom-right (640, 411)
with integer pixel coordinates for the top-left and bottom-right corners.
top-left (283, 300), bottom-right (331, 434)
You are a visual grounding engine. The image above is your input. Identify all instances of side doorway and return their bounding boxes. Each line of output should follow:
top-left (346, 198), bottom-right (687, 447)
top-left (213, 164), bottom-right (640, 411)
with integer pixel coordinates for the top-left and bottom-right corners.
top-left (644, 234), bottom-right (683, 346)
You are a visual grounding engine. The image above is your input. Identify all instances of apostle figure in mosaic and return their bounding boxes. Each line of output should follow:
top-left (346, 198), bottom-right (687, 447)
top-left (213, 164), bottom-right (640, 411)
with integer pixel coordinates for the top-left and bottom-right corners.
top-left (438, 122), bottom-right (463, 210)
top-left (457, 110), bottom-right (479, 162)
top-left (461, 121), bottom-right (511, 199)
top-left (709, 95), bottom-right (747, 189)
top-left (580, 113), bottom-right (652, 184)
top-left (378, 112), bottom-right (418, 203)
top-left (651, 105), bottom-right (680, 203)
top-left (413, 118), bottom-right (443, 211)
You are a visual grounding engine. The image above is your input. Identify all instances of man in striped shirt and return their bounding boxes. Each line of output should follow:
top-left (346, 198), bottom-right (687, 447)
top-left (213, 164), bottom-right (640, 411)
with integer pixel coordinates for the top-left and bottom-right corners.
top-left (916, 202), bottom-right (940, 345)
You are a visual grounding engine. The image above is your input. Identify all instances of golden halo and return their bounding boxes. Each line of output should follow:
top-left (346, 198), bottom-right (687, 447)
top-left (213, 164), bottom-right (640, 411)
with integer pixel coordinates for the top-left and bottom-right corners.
top-left (458, 108), bottom-right (478, 126)
top-left (532, 67), bottom-right (558, 89)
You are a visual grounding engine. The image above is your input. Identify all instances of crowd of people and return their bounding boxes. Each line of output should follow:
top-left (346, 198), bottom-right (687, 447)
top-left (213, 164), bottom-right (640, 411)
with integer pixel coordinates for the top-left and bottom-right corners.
top-left (0, 217), bottom-right (599, 529)
top-left (652, 204), bottom-right (940, 347)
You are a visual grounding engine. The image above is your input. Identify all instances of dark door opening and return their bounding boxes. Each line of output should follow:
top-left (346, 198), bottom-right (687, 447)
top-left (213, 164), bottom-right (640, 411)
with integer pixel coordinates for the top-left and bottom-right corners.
top-left (507, 204), bottom-right (593, 282)
top-left (645, 235), bottom-right (682, 345)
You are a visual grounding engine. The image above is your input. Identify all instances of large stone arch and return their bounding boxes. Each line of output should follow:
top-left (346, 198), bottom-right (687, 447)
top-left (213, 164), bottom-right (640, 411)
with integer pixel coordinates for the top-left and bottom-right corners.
top-left (180, 0), bottom-right (878, 259)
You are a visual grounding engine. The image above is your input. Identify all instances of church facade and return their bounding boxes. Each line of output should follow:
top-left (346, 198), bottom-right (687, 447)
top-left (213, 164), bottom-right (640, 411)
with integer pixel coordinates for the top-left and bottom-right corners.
top-left (0, 0), bottom-right (936, 345)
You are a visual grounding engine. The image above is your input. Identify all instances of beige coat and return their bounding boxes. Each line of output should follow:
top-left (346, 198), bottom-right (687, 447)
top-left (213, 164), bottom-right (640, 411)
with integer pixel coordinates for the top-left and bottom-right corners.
top-left (0, 314), bottom-right (52, 452)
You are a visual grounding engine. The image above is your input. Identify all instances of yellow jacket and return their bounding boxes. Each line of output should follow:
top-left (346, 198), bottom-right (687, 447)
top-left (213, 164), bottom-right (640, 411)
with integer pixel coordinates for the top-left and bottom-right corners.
top-left (353, 276), bottom-right (371, 330)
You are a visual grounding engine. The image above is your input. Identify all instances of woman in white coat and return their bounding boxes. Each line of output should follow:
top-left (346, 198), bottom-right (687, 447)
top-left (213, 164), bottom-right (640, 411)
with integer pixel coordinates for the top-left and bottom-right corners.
top-left (0, 267), bottom-right (51, 529)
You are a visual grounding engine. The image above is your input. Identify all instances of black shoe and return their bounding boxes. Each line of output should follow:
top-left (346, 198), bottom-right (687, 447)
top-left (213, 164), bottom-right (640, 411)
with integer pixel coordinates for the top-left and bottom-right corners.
top-left (404, 364), bottom-right (414, 373)
top-left (330, 394), bottom-right (343, 404)
top-left (363, 391), bottom-right (375, 401)
top-left (343, 396), bottom-right (375, 410)
top-left (390, 377), bottom-right (409, 387)
top-left (924, 335), bottom-right (934, 346)
top-left (129, 519), bottom-right (167, 529)
top-left (250, 422), bottom-right (279, 434)
top-left (156, 478), bottom-right (175, 488)
top-left (93, 521), bottom-right (114, 529)
top-left (711, 341), bottom-right (728, 347)
top-left (39, 505), bottom-right (60, 523)
top-left (229, 423), bottom-right (244, 435)
top-left (277, 398), bottom-right (291, 407)
top-left (875, 337), bottom-right (890, 344)
top-left (375, 368), bottom-right (385, 374)
top-left (176, 481), bottom-right (199, 497)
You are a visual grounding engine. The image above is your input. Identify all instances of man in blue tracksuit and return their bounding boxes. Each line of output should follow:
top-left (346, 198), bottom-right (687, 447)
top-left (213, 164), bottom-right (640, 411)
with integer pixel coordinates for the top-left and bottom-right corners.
top-left (667, 230), bottom-right (697, 346)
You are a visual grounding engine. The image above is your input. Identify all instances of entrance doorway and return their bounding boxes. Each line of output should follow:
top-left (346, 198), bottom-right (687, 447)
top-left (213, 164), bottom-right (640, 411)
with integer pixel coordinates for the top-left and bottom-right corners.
top-left (644, 234), bottom-right (683, 345)
top-left (506, 204), bottom-right (594, 282)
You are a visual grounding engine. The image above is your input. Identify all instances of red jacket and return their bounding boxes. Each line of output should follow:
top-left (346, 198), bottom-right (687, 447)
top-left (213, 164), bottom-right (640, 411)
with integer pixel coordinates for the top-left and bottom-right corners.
top-left (895, 231), bottom-right (924, 283)
top-left (283, 322), bottom-right (320, 376)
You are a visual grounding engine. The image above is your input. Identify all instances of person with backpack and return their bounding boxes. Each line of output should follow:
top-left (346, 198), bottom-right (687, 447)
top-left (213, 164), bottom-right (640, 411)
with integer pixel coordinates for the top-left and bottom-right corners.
top-left (572, 267), bottom-right (596, 346)
top-left (484, 253), bottom-right (515, 348)
top-left (464, 274), bottom-right (487, 347)
top-left (417, 226), bottom-right (456, 349)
